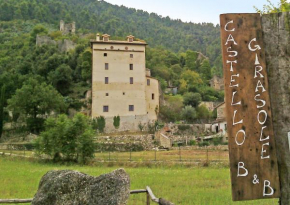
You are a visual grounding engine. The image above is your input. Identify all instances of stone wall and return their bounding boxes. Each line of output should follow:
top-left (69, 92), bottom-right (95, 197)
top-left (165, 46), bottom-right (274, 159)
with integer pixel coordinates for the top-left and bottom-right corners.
top-left (96, 134), bottom-right (155, 151)
top-left (263, 12), bottom-right (290, 204)
top-left (36, 35), bottom-right (56, 47)
top-left (36, 35), bottom-right (76, 53)
top-left (58, 39), bottom-right (76, 53)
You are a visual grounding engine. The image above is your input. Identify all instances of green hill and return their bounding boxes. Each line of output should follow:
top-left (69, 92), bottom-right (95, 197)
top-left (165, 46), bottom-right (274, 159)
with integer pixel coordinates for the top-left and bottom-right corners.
top-left (0, 0), bottom-right (222, 67)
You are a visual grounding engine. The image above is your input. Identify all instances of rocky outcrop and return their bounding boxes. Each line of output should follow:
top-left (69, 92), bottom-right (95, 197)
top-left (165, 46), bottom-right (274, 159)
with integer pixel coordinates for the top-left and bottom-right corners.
top-left (32, 169), bottom-right (130, 205)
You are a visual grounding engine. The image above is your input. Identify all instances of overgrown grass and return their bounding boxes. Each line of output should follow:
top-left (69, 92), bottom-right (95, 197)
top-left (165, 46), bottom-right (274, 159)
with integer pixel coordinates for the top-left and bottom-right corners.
top-left (0, 157), bottom-right (278, 205)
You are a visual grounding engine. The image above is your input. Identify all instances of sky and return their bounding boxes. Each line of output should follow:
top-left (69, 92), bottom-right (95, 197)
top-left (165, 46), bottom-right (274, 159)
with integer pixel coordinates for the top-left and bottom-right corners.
top-left (105, 0), bottom-right (284, 25)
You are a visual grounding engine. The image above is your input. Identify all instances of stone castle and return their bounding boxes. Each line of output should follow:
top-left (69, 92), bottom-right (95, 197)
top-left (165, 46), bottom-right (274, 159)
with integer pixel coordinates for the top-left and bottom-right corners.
top-left (60, 20), bottom-right (76, 35)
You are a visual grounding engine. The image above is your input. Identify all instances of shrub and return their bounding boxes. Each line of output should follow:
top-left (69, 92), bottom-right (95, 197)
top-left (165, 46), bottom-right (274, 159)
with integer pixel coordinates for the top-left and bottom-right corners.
top-left (34, 113), bottom-right (95, 163)
top-left (198, 141), bottom-right (210, 147)
top-left (96, 116), bottom-right (106, 133)
top-left (189, 140), bottom-right (196, 146)
top-left (181, 106), bottom-right (197, 123)
top-left (213, 137), bottom-right (223, 146)
top-left (113, 115), bottom-right (120, 129)
top-left (138, 122), bottom-right (145, 131)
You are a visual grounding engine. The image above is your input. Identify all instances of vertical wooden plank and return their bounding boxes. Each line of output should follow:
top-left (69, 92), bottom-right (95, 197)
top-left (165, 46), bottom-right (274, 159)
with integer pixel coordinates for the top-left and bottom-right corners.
top-left (263, 12), bottom-right (290, 204)
top-left (146, 192), bottom-right (150, 205)
top-left (220, 13), bottom-right (280, 201)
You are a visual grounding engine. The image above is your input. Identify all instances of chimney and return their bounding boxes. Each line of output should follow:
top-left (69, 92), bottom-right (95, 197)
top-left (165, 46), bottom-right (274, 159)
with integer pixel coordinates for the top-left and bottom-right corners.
top-left (102, 34), bottom-right (110, 42)
top-left (127, 35), bottom-right (134, 42)
top-left (96, 33), bottom-right (100, 41)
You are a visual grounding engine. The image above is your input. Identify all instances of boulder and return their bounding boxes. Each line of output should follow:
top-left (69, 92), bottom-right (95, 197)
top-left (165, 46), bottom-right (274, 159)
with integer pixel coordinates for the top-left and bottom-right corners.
top-left (32, 169), bottom-right (130, 205)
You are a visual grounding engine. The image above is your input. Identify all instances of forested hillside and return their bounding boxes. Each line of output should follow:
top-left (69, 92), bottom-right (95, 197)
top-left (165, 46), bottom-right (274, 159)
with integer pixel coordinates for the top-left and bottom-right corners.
top-left (0, 0), bottom-right (222, 68)
top-left (0, 0), bottom-right (226, 138)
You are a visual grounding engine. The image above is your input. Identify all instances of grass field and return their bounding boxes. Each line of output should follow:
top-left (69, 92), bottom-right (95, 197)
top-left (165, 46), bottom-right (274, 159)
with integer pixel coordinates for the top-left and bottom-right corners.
top-left (0, 156), bottom-right (278, 205)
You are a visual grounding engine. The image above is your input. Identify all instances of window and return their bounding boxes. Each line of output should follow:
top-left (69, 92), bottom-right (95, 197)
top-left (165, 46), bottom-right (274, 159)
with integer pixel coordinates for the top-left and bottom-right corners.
top-left (147, 79), bottom-right (150, 86)
top-left (123, 92), bottom-right (125, 95)
top-left (104, 37), bottom-right (108, 42)
top-left (105, 63), bottom-right (109, 70)
top-left (130, 64), bottom-right (133, 70)
top-left (105, 77), bottom-right (109, 84)
top-left (104, 53), bottom-right (107, 57)
top-left (130, 54), bottom-right (133, 58)
top-left (106, 93), bottom-right (109, 96)
top-left (103, 106), bottom-right (109, 112)
top-left (129, 38), bottom-right (133, 42)
top-left (129, 105), bottom-right (134, 111)
top-left (152, 93), bottom-right (155, 100)
top-left (130, 77), bottom-right (133, 84)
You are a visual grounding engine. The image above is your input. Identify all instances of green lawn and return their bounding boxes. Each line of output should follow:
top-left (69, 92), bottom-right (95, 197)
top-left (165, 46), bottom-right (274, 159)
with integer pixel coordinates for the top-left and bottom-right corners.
top-left (0, 157), bottom-right (278, 205)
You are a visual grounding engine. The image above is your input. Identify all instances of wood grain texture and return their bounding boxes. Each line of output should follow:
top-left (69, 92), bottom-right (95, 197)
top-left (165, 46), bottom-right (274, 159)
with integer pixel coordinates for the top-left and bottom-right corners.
top-left (220, 13), bottom-right (280, 201)
top-left (263, 11), bottom-right (290, 204)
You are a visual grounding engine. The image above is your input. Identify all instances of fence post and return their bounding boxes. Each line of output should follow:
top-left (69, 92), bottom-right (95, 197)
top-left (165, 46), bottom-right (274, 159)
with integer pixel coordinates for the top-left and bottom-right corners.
top-left (206, 149), bottom-right (209, 163)
top-left (146, 192), bottom-right (150, 205)
top-left (154, 147), bottom-right (157, 162)
top-left (179, 146), bottom-right (181, 162)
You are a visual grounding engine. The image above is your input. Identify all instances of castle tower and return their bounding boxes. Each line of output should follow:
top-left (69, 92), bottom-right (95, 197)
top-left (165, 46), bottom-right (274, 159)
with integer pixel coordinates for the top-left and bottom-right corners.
top-left (71, 22), bottom-right (76, 34)
top-left (90, 34), bottom-right (159, 132)
top-left (60, 20), bottom-right (64, 32)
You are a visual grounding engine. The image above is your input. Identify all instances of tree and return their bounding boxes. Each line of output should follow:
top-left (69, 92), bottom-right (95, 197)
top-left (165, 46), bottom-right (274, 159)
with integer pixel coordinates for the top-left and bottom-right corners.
top-left (180, 70), bottom-right (203, 88)
top-left (30, 24), bottom-right (48, 44)
top-left (96, 116), bottom-right (106, 133)
top-left (48, 64), bottom-right (73, 95)
top-left (183, 92), bottom-right (202, 107)
top-left (170, 64), bottom-right (183, 74)
top-left (185, 50), bottom-right (198, 71)
top-left (0, 86), bottom-right (5, 138)
top-left (181, 106), bottom-right (197, 123)
top-left (8, 78), bottom-right (66, 133)
top-left (113, 115), bottom-right (120, 129)
top-left (200, 59), bottom-right (212, 81)
top-left (255, 0), bottom-right (290, 13)
top-left (196, 105), bottom-right (212, 120)
top-left (34, 113), bottom-right (95, 163)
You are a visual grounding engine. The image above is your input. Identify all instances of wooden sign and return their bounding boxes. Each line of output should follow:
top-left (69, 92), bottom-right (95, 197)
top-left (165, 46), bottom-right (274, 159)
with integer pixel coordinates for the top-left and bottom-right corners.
top-left (220, 13), bottom-right (280, 201)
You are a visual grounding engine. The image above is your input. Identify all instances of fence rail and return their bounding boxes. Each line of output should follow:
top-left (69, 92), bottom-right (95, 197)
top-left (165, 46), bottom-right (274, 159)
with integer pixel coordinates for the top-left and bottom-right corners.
top-left (0, 199), bottom-right (33, 203)
top-left (0, 143), bottom-right (229, 164)
top-left (0, 187), bottom-right (173, 204)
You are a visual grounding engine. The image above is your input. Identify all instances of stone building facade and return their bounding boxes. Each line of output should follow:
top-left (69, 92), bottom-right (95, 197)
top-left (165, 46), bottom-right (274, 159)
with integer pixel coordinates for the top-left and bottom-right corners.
top-left (60, 20), bottom-right (76, 35)
top-left (209, 75), bottom-right (224, 91)
top-left (90, 34), bottom-right (159, 132)
top-left (211, 102), bottom-right (227, 138)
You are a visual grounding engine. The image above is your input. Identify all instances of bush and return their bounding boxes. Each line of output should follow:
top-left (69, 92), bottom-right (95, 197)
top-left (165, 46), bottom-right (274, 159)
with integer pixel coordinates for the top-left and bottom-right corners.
top-left (198, 141), bottom-right (210, 147)
top-left (34, 113), bottom-right (95, 164)
top-left (181, 106), bottom-right (197, 123)
top-left (96, 116), bottom-right (106, 133)
top-left (213, 137), bottom-right (223, 146)
top-left (189, 140), bottom-right (196, 146)
top-left (183, 92), bottom-right (202, 107)
top-left (113, 115), bottom-right (120, 129)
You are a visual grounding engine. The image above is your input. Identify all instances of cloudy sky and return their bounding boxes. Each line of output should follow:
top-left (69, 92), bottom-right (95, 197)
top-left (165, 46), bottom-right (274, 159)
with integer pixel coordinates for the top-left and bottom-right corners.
top-left (105, 0), bottom-right (284, 25)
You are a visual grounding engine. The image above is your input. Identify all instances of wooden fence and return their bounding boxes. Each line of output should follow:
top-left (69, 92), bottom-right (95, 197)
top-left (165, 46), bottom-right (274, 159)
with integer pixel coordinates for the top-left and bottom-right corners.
top-left (0, 186), bottom-right (174, 205)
